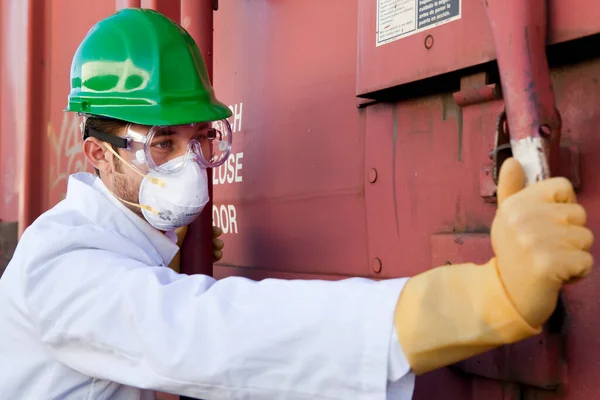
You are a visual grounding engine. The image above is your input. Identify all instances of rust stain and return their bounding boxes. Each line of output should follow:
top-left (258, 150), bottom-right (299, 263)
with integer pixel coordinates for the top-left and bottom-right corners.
top-left (441, 93), bottom-right (464, 161)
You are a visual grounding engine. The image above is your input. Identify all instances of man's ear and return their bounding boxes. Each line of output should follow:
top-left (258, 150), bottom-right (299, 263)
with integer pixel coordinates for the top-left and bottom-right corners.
top-left (83, 138), bottom-right (112, 174)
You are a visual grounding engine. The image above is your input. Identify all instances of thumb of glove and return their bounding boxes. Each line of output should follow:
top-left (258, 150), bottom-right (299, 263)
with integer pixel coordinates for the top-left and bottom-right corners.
top-left (497, 158), bottom-right (526, 205)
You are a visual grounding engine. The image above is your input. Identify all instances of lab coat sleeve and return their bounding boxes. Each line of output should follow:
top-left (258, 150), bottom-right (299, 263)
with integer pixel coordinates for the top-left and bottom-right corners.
top-left (387, 326), bottom-right (416, 398)
top-left (22, 248), bottom-right (415, 400)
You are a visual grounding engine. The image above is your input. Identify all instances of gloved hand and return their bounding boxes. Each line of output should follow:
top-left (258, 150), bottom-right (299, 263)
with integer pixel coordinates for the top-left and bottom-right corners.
top-left (212, 225), bottom-right (225, 262)
top-left (167, 226), bottom-right (225, 271)
top-left (491, 158), bottom-right (593, 327)
top-left (394, 157), bottom-right (594, 374)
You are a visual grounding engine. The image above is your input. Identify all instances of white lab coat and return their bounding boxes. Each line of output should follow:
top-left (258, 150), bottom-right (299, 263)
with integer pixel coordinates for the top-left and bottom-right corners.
top-left (0, 172), bottom-right (415, 399)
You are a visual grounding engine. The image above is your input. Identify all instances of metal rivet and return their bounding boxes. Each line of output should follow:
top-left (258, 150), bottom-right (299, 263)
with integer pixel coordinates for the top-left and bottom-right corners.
top-left (368, 168), bottom-right (378, 183)
top-left (372, 258), bottom-right (382, 273)
top-left (425, 35), bottom-right (434, 49)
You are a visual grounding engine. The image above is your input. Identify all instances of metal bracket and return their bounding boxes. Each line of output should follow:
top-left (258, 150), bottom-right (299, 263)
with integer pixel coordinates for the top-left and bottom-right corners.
top-left (490, 109), bottom-right (513, 185)
top-left (480, 143), bottom-right (580, 203)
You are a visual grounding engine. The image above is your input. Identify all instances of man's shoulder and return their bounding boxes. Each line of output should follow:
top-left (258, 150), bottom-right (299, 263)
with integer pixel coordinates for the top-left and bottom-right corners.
top-left (24, 198), bottom-right (96, 237)
top-left (21, 172), bottom-right (120, 250)
top-left (19, 193), bottom-right (139, 260)
top-left (10, 172), bottom-right (160, 270)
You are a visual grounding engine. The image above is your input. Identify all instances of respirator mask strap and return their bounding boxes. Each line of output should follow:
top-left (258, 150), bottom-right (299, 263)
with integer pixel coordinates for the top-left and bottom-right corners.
top-left (102, 144), bottom-right (162, 216)
top-left (103, 144), bottom-right (165, 187)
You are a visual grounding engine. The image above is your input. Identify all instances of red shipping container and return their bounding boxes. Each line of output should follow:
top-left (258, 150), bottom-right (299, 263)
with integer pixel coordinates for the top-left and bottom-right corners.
top-left (1, 0), bottom-right (600, 398)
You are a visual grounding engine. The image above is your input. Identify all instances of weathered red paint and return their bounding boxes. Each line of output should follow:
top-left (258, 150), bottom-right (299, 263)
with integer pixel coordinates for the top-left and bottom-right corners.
top-left (212, 1), bottom-right (371, 279)
top-left (212, 2), bottom-right (600, 398)
top-left (357, 0), bottom-right (600, 96)
top-left (456, 331), bottom-right (563, 389)
top-left (141, 0), bottom-right (180, 23)
top-left (480, 143), bottom-right (582, 205)
top-left (20, 0), bottom-right (47, 236)
top-left (2, 1), bottom-right (600, 399)
top-left (44, 0), bottom-right (116, 217)
top-left (115, 0), bottom-right (140, 10)
top-left (179, 0), bottom-right (215, 278)
top-left (0, 0), bottom-right (25, 222)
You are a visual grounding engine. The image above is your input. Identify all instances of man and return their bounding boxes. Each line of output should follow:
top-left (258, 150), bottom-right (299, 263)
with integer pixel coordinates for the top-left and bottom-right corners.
top-left (0, 8), bottom-right (593, 400)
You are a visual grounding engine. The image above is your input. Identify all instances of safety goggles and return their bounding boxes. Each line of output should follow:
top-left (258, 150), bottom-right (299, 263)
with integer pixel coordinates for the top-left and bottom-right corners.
top-left (85, 119), bottom-right (233, 174)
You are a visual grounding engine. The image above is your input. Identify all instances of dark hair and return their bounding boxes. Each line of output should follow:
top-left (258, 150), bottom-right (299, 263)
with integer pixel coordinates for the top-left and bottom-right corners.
top-left (84, 117), bottom-right (128, 176)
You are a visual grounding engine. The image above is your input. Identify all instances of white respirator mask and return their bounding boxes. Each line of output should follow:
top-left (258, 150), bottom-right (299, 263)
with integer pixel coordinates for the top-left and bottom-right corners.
top-left (103, 148), bottom-right (210, 231)
top-left (84, 119), bottom-right (233, 231)
top-left (137, 155), bottom-right (210, 231)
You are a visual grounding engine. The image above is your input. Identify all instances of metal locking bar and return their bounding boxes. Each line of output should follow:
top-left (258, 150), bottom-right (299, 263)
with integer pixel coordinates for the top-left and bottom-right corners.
top-left (482, 0), bottom-right (561, 185)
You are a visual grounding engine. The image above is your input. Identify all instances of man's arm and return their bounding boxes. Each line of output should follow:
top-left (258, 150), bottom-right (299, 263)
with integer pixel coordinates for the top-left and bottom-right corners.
top-left (23, 248), bottom-right (410, 400)
top-left (393, 158), bottom-right (594, 374)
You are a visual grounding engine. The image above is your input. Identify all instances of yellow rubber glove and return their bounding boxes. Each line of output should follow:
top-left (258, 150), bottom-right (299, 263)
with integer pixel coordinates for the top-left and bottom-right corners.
top-left (212, 225), bottom-right (225, 262)
top-left (394, 158), bottom-right (594, 375)
top-left (168, 226), bottom-right (225, 272)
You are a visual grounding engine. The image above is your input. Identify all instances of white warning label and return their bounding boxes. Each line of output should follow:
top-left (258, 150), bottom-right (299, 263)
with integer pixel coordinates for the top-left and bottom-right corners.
top-left (376, 0), bottom-right (461, 47)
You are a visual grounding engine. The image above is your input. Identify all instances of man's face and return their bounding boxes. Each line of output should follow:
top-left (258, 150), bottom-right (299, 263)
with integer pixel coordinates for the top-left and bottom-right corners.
top-left (101, 122), bottom-right (212, 218)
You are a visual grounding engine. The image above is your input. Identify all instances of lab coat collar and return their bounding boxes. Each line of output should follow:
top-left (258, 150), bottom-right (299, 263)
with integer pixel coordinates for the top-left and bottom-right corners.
top-left (65, 172), bottom-right (180, 266)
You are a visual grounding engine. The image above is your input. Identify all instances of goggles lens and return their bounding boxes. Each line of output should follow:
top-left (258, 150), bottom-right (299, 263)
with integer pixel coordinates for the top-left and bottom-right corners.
top-left (146, 120), bottom-right (232, 173)
top-left (85, 118), bottom-right (233, 174)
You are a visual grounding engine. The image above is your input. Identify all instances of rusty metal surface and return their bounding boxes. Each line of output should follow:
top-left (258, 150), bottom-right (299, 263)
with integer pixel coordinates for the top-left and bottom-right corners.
top-left (179, 0), bottom-right (215, 279)
top-left (0, 0), bottom-right (22, 223)
top-left (44, 0), bottom-right (116, 211)
top-left (116, 0), bottom-right (141, 10)
top-left (470, 378), bottom-right (521, 400)
top-left (455, 332), bottom-right (563, 390)
top-left (0, 0), bottom-right (116, 234)
top-left (212, 0), bottom-right (370, 279)
top-left (141, 0), bottom-right (180, 23)
top-left (212, 2), bottom-right (600, 398)
top-left (0, 221), bottom-right (18, 277)
top-left (357, 0), bottom-right (600, 96)
top-left (22, 0), bottom-right (51, 238)
top-left (1, 0), bottom-right (600, 398)
top-left (362, 95), bottom-right (498, 281)
top-left (480, 144), bottom-right (581, 204)
top-left (543, 58), bottom-right (600, 400)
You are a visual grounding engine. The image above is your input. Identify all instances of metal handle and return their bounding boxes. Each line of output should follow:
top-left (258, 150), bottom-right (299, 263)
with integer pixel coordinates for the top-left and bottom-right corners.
top-left (482, 0), bottom-right (561, 185)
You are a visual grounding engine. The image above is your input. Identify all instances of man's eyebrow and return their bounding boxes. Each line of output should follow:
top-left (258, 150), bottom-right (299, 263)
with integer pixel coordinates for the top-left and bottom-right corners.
top-left (153, 129), bottom-right (176, 136)
top-left (154, 123), bottom-right (211, 136)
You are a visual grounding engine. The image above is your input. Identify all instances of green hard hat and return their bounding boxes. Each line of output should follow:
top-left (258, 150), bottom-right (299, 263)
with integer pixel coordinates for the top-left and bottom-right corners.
top-left (66, 8), bottom-right (232, 126)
